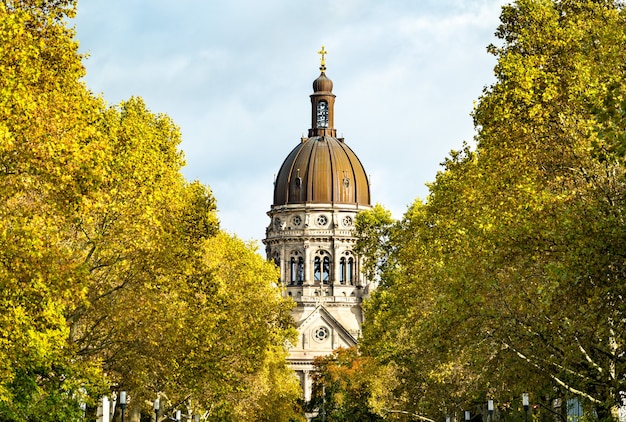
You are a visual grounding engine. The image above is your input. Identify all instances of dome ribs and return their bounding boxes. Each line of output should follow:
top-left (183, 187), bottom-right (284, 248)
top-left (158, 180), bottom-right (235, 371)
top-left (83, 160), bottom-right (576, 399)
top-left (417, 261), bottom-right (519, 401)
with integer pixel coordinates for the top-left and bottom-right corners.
top-left (272, 136), bottom-right (370, 207)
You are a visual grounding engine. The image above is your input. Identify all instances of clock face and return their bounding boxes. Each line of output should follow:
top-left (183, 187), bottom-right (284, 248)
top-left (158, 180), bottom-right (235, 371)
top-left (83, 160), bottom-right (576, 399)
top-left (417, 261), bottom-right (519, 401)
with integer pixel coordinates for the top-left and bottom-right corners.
top-left (317, 101), bottom-right (328, 128)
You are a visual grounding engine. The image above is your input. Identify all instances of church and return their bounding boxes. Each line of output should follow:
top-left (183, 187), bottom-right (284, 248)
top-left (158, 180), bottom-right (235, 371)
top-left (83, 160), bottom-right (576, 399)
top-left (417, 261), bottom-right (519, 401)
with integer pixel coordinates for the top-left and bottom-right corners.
top-left (263, 47), bottom-right (375, 401)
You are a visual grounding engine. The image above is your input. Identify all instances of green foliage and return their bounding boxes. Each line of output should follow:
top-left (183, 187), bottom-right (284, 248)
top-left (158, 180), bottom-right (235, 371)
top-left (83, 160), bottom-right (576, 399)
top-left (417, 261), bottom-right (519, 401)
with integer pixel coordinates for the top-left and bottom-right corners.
top-left (360, 1), bottom-right (626, 421)
top-left (0, 2), bottom-right (302, 420)
top-left (308, 347), bottom-right (389, 422)
top-left (355, 204), bottom-right (396, 284)
top-left (0, 0), bottom-right (109, 417)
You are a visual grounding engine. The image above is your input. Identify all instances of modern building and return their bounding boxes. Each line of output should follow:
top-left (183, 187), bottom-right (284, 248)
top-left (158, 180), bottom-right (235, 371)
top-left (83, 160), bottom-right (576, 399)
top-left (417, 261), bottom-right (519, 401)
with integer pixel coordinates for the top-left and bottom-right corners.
top-left (263, 48), bottom-right (374, 401)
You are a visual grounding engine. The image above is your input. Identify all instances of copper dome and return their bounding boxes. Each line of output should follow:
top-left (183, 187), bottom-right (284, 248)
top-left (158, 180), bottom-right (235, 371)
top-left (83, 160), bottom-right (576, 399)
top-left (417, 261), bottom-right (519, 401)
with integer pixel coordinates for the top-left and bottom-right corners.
top-left (273, 135), bottom-right (370, 206)
top-left (313, 72), bottom-right (333, 93)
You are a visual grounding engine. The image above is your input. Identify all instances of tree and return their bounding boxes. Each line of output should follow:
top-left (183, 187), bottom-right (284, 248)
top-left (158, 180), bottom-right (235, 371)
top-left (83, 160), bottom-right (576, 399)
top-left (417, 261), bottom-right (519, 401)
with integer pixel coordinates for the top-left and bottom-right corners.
top-left (0, 0), bottom-right (111, 417)
top-left (170, 232), bottom-right (300, 421)
top-left (355, 204), bottom-right (396, 285)
top-left (0, 2), bottom-right (302, 420)
top-left (308, 347), bottom-right (391, 422)
top-left (360, 0), bottom-right (626, 420)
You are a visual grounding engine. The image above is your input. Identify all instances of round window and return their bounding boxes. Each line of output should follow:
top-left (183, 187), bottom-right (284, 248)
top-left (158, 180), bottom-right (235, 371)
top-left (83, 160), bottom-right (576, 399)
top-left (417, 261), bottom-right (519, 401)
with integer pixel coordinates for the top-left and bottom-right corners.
top-left (317, 215), bottom-right (328, 226)
top-left (313, 326), bottom-right (330, 342)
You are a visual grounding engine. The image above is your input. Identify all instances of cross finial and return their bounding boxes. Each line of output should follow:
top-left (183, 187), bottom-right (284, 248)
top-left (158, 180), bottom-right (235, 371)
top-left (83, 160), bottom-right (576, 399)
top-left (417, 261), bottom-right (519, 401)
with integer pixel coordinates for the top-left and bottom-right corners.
top-left (318, 45), bottom-right (327, 71)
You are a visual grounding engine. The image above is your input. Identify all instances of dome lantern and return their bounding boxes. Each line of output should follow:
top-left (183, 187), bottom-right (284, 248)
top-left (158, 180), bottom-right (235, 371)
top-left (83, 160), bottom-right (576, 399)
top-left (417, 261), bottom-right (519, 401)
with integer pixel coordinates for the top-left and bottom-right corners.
top-left (309, 45), bottom-right (336, 138)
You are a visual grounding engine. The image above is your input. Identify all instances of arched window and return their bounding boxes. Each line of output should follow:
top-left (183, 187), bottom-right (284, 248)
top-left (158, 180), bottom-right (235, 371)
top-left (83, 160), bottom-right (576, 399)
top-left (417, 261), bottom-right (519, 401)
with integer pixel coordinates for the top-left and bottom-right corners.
top-left (339, 257), bottom-right (346, 285)
top-left (322, 256), bottom-right (330, 284)
top-left (314, 256), bottom-right (321, 282)
top-left (290, 257), bottom-right (297, 285)
top-left (289, 251), bottom-right (305, 285)
top-left (297, 257), bottom-right (304, 284)
top-left (317, 100), bottom-right (329, 128)
top-left (347, 257), bottom-right (354, 285)
top-left (313, 251), bottom-right (331, 284)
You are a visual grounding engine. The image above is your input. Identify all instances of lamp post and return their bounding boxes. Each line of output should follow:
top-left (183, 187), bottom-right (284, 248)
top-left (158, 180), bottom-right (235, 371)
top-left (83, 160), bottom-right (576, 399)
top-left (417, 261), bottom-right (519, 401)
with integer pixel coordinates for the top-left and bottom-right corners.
top-left (175, 409), bottom-right (181, 422)
top-left (465, 410), bottom-right (471, 422)
top-left (321, 383), bottom-right (326, 422)
top-left (488, 400), bottom-right (494, 422)
top-left (522, 393), bottom-right (529, 422)
top-left (194, 415), bottom-right (200, 422)
top-left (119, 391), bottom-right (127, 422)
top-left (153, 398), bottom-right (160, 422)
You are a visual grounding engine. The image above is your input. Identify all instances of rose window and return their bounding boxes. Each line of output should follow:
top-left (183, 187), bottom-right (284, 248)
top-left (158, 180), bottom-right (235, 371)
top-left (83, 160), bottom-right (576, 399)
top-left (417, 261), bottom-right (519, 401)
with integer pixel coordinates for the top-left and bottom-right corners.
top-left (314, 326), bottom-right (330, 342)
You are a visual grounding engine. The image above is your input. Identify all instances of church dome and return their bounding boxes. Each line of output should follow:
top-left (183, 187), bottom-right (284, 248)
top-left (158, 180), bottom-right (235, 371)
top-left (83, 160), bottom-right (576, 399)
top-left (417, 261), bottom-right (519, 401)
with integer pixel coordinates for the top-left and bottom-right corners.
top-left (273, 135), bottom-right (370, 206)
top-left (273, 47), bottom-right (370, 207)
top-left (313, 72), bottom-right (333, 93)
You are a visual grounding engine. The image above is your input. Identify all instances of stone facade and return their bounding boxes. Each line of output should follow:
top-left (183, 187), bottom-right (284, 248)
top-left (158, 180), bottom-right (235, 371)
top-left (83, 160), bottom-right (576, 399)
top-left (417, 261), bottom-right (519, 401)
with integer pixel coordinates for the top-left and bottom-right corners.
top-left (263, 50), bottom-right (374, 401)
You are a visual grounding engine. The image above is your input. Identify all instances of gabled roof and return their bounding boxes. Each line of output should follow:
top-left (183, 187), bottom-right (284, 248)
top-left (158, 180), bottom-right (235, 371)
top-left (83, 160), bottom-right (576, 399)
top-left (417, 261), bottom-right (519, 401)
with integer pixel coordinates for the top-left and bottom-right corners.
top-left (296, 304), bottom-right (358, 347)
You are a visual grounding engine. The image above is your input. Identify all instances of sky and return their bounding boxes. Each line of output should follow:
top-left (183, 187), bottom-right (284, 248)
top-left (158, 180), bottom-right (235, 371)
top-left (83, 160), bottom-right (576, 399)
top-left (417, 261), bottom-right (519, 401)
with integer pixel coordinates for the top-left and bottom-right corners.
top-left (73, 0), bottom-right (510, 245)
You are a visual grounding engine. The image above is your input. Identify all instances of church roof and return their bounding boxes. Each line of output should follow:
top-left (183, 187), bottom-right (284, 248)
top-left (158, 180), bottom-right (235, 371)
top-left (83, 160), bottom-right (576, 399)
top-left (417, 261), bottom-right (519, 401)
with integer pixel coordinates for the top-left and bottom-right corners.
top-left (273, 135), bottom-right (370, 206)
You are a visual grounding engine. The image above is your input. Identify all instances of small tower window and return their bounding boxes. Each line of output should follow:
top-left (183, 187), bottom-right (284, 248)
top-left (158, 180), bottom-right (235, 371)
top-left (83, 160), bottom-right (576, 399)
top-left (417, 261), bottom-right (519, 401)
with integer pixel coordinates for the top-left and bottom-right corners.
top-left (316, 100), bottom-right (328, 128)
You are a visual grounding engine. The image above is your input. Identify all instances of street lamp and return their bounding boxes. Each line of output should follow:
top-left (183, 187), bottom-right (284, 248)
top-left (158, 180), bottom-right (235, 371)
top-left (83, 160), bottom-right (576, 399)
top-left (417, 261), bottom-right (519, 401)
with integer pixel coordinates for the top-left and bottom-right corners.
top-left (465, 410), bottom-right (471, 422)
top-left (488, 399), bottom-right (494, 422)
top-left (153, 398), bottom-right (160, 422)
top-left (175, 409), bottom-right (181, 422)
top-left (522, 393), bottom-right (529, 422)
top-left (446, 414), bottom-right (450, 422)
top-left (194, 415), bottom-right (200, 422)
top-left (321, 384), bottom-right (326, 422)
top-left (119, 391), bottom-right (127, 422)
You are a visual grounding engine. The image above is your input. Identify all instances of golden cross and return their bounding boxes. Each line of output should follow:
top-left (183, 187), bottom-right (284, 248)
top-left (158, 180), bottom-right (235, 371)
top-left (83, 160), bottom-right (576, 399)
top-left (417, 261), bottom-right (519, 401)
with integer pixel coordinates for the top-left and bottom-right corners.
top-left (318, 45), bottom-right (327, 71)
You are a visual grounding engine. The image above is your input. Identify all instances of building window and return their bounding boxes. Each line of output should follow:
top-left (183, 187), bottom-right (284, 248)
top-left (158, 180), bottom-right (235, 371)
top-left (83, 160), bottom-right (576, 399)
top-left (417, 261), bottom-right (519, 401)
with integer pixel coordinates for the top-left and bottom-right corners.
top-left (347, 257), bottom-right (354, 285)
top-left (323, 256), bottom-right (330, 284)
top-left (297, 257), bottom-right (304, 284)
top-left (339, 257), bottom-right (346, 285)
top-left (317, 100), bottom-right (328, 128)
top-left (313, 326), bottom-right (330, 342)
top-left (290, 257), bottom-right (297, 285)
top-left (314, 256), bottom-right (321, 282)
top-left (290, 252), bottom-right (305, 285)
top-left (314, 251), bottom-right (331, 284)
top-left (340, 253), bottom-right (355, 285)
